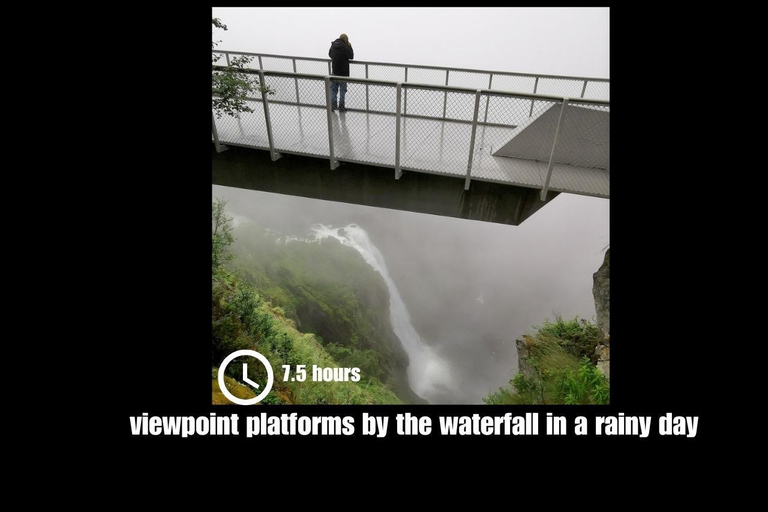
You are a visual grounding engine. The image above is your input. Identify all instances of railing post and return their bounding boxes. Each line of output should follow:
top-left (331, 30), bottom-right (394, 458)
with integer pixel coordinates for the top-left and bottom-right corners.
top-left (541, 98), bottom-right (569, 201)
top-left (324, 76), bottom-right (339, 170)
top-left (293, 58), bottom-right (300, 104)
top-left (328, 61), bottom-right (332, 75)
top-left (464, 90), bottom-right (482, 190)
top-left (404, 67), bottom-right (408, 116)
top-left (258, 55), bottom-right (263, 70)
top-left (225, 52), bottom-right (230, 66)
top-left (259, 71), bottom-right (282, 161)
top-left (365, 64), bottom-right (369, 112)
top-left (529, 77), bottom-right (539, 118)
top-left (443, 70), bottom-right (449, 119)
top-left (395, 83), bottom-right (402, 179)
top-left (581, 80), bottom-right (588, 98)
top-left (483, 73), bottom-right (493, 123)
top-left (212, 110), bottom-right (228, 153)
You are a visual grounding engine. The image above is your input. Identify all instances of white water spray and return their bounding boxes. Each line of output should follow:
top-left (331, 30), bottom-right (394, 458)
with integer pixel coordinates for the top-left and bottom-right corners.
top-left (311, 223), bottom-right (453, 402)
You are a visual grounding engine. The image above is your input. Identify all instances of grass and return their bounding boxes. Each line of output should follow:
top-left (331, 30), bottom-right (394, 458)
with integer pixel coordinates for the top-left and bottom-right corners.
top-left (484, 317), bottom-right (609, 405)
top-left (211, 370), bottom-right (257, 404)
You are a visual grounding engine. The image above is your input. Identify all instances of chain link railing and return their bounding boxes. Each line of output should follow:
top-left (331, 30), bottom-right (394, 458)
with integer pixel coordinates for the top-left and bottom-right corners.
top-left (214, 50), bottom-right (610, 101)
top-left (213, 63), bottom-right (610, 198)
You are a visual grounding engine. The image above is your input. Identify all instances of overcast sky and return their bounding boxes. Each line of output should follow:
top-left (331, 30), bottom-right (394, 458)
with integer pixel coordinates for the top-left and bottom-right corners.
top-left (212, 7), bottom-right (609, 78)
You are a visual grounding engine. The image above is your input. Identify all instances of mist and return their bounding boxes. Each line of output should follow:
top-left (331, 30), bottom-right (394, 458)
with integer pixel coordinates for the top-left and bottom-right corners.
top-left (213, 185), bottom-right (608, 403)
top-left (211, 7), bottom-right (609, 78)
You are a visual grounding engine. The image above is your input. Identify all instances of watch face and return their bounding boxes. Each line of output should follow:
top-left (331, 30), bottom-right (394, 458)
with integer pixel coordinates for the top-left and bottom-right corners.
top-left (218, 350), bottom-right (274, 405)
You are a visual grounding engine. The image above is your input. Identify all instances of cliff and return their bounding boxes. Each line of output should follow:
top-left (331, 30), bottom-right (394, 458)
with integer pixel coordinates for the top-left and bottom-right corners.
top-left (486, 248), bottom-right (611, 404)
top-left (225, 221), bottom-right (418, 403)
top-left (592, 248), bottom-right (610, 379)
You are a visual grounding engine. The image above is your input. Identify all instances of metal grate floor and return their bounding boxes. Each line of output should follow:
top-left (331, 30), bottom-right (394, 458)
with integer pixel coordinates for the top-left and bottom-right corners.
top-left (214, 102), bottom-right (609, 198)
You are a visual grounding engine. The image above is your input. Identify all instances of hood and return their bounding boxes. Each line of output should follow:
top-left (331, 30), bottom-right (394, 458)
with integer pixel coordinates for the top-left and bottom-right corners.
top-left (332, 39), bottom-right (347, 47)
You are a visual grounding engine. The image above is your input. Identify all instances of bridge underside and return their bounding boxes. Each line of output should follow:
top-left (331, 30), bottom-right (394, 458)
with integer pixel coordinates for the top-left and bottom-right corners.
top-left (212, 145), bottom-right (557, 226)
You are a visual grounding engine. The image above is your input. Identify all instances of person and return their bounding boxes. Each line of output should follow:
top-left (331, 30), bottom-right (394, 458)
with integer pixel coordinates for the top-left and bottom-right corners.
top-left (328, 33), bottom-right (354, 111)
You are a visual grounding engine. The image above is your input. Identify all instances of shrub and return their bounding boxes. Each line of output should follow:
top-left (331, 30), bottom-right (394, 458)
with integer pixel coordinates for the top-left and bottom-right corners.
top-left (538, 315), bottom-right (603, 364)
top-left (484, 317), bottom-right (609, 405)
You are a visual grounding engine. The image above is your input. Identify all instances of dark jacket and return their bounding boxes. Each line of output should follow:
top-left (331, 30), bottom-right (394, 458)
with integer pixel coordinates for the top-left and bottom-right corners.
top-left (328, 39), bottom-right (354, 76)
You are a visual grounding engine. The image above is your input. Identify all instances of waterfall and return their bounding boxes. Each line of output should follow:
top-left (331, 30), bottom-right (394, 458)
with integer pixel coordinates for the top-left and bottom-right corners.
top-left (311, 223), bottom-right (453, 402)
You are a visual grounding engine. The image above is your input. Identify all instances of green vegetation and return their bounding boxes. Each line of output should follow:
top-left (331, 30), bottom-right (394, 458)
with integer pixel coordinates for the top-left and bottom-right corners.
top-left (212, 18), bottom-right (273, 119)
top-left (211, 199), bottom-right (403, 404)
top-left (484, 316), bottom-right (609, 405)
top-left (227, 221), bottom-right (411, 398)
top-left (212, 369), bottom-right (257, 405)
top-left (212, 198), bottom-right (234, 269)
top-left (538, 316), bottom-right (604, 365)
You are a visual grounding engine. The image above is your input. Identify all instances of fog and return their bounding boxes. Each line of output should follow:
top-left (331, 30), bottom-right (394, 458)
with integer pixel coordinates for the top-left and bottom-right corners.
top-left (213, 185), bottom-right (608, 403)
top-left (211, 7), bottom-right (609, 78)
top-left (211, 8), bottom-right (609, 403)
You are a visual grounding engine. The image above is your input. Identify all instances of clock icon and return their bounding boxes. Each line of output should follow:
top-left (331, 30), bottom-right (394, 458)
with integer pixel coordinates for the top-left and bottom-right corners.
top-left (218, 349), bottom-right (274, 405)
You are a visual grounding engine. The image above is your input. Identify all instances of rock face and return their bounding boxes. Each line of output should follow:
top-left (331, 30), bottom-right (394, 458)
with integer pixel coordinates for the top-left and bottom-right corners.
top-left (515, 248), bottom-right (611, 381)
top-left (592, 249), bottom-right (610, 379)
top-left (515, 336), bottom-right (537, 380)
top-left (593, 249), bottom-right (610, 336)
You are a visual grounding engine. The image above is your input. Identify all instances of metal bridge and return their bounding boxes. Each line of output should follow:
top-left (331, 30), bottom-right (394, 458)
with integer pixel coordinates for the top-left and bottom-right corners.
top-left (212, 51), bottom-right (609, 224)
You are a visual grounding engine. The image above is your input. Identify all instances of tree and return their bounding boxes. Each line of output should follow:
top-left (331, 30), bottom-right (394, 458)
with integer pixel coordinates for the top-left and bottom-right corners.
top-left (212, 18), bottom-right (272, 119)
top-left (212, 198), bottom-right (235, 270)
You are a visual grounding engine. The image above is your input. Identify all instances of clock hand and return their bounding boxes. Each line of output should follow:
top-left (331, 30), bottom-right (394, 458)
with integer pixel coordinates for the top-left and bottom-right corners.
top-left (242, 363), bottom-right (260, 389)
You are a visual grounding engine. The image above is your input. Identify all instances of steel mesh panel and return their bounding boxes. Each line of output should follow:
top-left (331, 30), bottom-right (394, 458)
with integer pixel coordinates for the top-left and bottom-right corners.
top-left (547, 163), bottom-right (609, 197)
top-left (349, 62), bottom-right (367, 79)
top-left (407, 67), bottom-right (448, 86)
top-left (270, 102), bottom-right (330, 157)
top-left (400, 117), bottom-right (472, 177)
top-left (584, 81), bottom-right (610, 101)
top-left (262, 75), bottom-right (298, 104)
top-left (402, 88), bottom-right (445, 119)
top-left (333, 83), bottom-right (397, 167)
top-left (349, 82), bottom-right (395, 114)
top-left (260, 56), bottom-right (294, 72)
top-left (229, 54), bottom-right (258, 68)
top-left (491, 74), bottom-right (537, 95)
top-left (264, 76), bottom-right (330, 157)
top-left (536, 77), bottom-right (585, 97)
top-left (240, 55), bottom-right (261, 70)
top-left (401, 90), bottom-right (476, 176)
top-left (448, 70), bottom-right (491, 90)
top-left (213, 99), bottom-right (270, 149)
top-left (297, 77), bottom-right (326, 106)
top-left (334, 82), bottom-right (364, 111)
top-left (367, 64), bottom-right (405, 83)
top-left (482, 95), bottom-right (529, 126)
top-left (445, 90), bottom-right (479, 122)
top-left (295, 60), bottom-right (328, 76)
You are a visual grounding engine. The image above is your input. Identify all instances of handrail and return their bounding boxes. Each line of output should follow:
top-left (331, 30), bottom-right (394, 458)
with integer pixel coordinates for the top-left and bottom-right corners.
top-left (213, 49), bottom-right (610, 83)
top-left (212, 61), bottom-right (610, 196)
top-left (211, 66), bottom-right (610, 106)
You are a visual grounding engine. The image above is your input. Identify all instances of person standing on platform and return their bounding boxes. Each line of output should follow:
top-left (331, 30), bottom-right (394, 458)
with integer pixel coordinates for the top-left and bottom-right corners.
top-left (328, 33), bottom-right (354, 111)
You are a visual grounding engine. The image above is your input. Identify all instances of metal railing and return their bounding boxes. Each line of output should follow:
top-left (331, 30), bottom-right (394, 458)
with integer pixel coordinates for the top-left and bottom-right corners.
top-left (212, 66), bottom-right (610, 197)
top-left (212, 50), bottom-right (610, 101)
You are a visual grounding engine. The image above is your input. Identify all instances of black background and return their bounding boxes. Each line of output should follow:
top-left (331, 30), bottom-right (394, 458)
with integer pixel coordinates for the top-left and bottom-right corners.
top-left (105, 6), bottom-right (717, 458)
